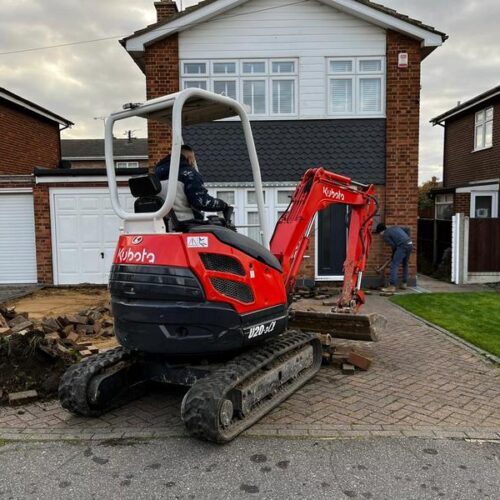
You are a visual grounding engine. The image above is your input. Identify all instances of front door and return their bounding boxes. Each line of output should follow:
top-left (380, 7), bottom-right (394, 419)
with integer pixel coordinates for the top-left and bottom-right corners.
top-left (316, 204), bottom-right (348, 280)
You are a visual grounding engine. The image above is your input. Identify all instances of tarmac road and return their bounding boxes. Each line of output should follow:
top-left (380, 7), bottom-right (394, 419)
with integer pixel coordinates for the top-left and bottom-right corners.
top-left (0, 437), bottom-right (498, 499)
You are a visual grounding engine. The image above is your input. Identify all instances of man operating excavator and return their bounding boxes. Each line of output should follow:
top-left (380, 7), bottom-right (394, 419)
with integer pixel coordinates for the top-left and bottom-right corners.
top-left (155, 144), bottom-right (230, 230)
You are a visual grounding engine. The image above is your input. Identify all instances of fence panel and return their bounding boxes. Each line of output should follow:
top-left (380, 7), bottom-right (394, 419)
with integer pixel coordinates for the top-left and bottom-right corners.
top-left (468, 219), bottom-right (500, 272)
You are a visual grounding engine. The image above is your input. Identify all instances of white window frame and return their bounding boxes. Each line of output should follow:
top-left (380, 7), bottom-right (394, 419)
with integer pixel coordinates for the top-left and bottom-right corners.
top-left (241, 78), bottom-right (268, 116)
top-left (470, 191), bottom-right (498, 218)
top-left (181, 61), bottom-right (208, 76)
top-left (434, 193), bottom-right (454, 220)
top-left (270, 76), bottom-right (298, 117)
top-left (474, 106), bottom-right (494, 151)
top-left (180, 58), bottom-right (298, 117)
top-left (211, 60), bottom-right (237, 76)
top-left (327, 56), bottom-right (385, 118)
top-left (212, 79), bottom-right (238, 100)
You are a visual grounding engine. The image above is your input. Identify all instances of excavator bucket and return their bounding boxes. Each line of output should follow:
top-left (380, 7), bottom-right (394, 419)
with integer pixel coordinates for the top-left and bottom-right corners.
top-left (289, 310), bottom-right (385, 342)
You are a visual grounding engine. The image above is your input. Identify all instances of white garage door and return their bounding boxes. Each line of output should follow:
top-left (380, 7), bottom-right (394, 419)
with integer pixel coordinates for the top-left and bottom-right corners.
top-left (0, 192), bottom-right (37, 284)
top-left (51, 188), bottom-right (134, 285)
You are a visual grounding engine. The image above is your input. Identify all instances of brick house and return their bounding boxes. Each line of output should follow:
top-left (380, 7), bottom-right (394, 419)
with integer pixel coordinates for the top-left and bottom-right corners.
top-left (0, 87), bottom-right (72, 283)
top-left (431, 85), bottom-right (500, 220)
top-left (61, 138), bottom-right (148, 169)
top-left (120, 0), bottom-right (446, 285)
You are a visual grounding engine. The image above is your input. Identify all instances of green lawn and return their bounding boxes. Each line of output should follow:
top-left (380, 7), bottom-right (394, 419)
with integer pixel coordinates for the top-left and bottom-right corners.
top-left (391, 292), bottom-right (500, 357)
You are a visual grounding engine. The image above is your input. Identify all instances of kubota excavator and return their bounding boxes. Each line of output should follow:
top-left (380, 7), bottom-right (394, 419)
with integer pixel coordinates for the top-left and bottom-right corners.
top-left (59, 89), bottom-right (379, 443)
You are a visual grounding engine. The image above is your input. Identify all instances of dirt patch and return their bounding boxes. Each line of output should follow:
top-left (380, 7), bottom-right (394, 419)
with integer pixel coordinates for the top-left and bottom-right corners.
top-left (0, 333), bottom-right (75, 401)
top-left (8, 287), bottom-right (109, 321)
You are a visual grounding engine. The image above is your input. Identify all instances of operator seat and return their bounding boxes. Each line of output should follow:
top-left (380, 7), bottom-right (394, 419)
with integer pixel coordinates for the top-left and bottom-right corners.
top-left (187, 225), bottom-right (282, 272)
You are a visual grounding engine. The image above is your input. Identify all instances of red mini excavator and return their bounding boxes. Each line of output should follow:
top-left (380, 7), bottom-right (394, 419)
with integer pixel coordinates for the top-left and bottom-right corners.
top-left (59, 89), bottom-right (378, 442)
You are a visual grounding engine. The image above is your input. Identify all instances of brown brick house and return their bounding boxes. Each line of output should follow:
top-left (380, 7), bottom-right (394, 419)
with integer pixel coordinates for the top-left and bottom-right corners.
top-left (120, 0), bottom-right (446, 286)
top-left (431, 85), bottom-right (500, 220)
top-left (0, 87), bottom-right (72, 283)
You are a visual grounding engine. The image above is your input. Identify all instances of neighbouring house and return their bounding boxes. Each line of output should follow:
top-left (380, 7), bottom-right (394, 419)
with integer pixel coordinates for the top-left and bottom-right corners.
top-left (119, 0), bottom-right (446, 286)
top-left (429, 85), bottom-right (500, 284)
top-left (431, 85), bottom-right (500, 220)
top-left (61, 138), bottom-right (148, 169)
top-left (0, 87), bottom-right (72, 284)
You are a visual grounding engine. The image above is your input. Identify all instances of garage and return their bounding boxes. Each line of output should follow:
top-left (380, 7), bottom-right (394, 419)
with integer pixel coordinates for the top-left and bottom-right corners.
top-left (0, 191), bottom-right (37, 284)
top-left (50, 188), bottom-right (134, 285)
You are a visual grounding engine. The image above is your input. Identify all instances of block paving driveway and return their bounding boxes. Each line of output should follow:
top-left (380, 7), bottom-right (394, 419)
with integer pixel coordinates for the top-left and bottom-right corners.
top-left (1, 295), bottom-right (499, 441)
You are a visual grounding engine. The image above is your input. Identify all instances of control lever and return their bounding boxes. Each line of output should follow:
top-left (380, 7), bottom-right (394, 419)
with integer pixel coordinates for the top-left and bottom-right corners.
top-left (223, 205), bottom-right (234, 224)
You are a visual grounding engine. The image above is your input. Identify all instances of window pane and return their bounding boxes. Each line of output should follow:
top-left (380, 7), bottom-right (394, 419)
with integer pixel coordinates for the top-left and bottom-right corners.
top-left (475, 124), bottom-right (484, 148)
top-left (213, 62), bottom-right (236, 74)
top-left (436, 203), bottom-right (453, 220)
top-left (475, 196), bottom-right (492, 218)
top-left (277, 190), bottom-right (294, 204)
top-left (242, 62), bottom-right (266, 74)
top-left (485, 121), bottom-right (493, 147)
top-left (330, 60), bottom-right (353, 73)
top-left (184, 80), bottom-right (207, 90)
top-left (243, 80), bottom-right (266, 114)
top-left (184, 62), bottom-right (206, 74)
top-left (272, 80), bottom-right (294, 114)
top-left (247, 190), bottom-right (266, 204)
top-left (476, 110), bottom-right (485, 124)
top-left (359, 78), bottom-right (381, 113)
top-left (486, 107), bottom-right (494, 121)
top-left (272, 61), bottom-right (294, 73)
top-left (214, 80), bottom-right (237, 99)
top-left (330, 79), bottom-right (353, 113)
top-left (216, 191), bottom-right (235, 205)
top-left (247, 212), bottom-right (261, 242)
top-left (360, 59), bottom-right (382, 72)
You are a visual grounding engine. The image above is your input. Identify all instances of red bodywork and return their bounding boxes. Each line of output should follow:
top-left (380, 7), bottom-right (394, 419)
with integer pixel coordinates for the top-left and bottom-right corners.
top-left (114, 233), bottom-right (287, 315)
top-left (113, 168), bottom-right (377, 313)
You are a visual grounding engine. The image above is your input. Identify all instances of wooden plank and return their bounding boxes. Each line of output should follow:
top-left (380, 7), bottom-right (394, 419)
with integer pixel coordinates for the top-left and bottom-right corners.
top-left (289, 311), bottom-right (384, 341)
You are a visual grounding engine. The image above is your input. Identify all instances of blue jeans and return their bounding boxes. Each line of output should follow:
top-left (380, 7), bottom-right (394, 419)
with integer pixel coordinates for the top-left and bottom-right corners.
top-left (390, 244), bottom-right (413, 285)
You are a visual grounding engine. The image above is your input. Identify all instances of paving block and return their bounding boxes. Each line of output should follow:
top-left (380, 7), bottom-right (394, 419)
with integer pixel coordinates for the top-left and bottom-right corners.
top-left (342, 363), bottom-right (356, 375)
top-left (8, 390), bottom-right (38, 406)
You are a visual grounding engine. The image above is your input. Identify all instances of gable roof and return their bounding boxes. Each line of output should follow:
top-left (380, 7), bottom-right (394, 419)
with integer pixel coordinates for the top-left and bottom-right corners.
top-left (122, 0), bottom-right (446, 69)
top-left (0, 87), bottom-right (73, 127)
top-left (61, 138), bottom-right (148, 160)
top-left (431, 85), bottom-right (500, 126)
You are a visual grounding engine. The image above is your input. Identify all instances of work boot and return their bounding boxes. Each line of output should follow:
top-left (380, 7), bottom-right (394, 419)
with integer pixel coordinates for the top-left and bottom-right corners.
top-left (399, 282), bottom-right (408, 290)
top-left (380, 285), bottom-right (396, 293)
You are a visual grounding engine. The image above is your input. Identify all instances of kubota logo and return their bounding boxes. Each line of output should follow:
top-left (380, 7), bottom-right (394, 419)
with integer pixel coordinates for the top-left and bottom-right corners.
top-left (132, 236), bottom-right (143, 245)
top-left (323, 187), bottom-right (345, 201)
top-left (117, 247), bottom-right (156, 264)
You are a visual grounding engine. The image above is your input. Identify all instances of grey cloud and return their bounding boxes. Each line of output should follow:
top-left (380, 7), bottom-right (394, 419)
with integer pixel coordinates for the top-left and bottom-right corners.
top-left (1, 0), bottom-right (498, 182)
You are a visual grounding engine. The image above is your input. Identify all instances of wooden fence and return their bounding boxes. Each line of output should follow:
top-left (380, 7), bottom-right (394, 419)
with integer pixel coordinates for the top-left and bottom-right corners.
top-left (468, 218), bottom-right (500, 272)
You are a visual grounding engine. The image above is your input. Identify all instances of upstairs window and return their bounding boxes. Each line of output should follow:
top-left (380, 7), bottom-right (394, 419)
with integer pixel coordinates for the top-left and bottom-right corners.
top-left (180, 59), bottom-right (298, 116)
top-left (328, 57), bottom-right (385, 116)
top-left (474, 107), bottom-right (493, 150)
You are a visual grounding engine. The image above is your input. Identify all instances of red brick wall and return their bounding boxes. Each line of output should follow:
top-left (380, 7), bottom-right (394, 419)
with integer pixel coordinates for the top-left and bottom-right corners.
top-left (0, 101), bottom-right (61, 174)
top-left (443, 96), bottom-right (500, 188)
top-left (454, 192), bottom-right (470, 215)
top-left (144, 35), bottom-right (180, 168)
top-left (384, 30), bottom-right (421, 280)
top-left (154, 0), bottom-right (177, 21)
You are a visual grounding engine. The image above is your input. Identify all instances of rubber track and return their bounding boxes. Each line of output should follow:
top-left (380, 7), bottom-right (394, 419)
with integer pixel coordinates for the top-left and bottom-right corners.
top-left (59, 347), bottom-right (138, 417)
top-left (181, 330), bottom-right (322, 443)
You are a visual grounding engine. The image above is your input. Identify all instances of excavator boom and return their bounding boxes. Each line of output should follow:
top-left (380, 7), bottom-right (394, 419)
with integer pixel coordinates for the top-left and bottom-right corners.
top-left (270, 168), bottom-right (378, 311)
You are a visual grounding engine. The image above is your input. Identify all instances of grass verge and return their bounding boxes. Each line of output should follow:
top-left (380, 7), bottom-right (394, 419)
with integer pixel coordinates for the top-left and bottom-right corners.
top-left (391, 292), bottom-right (500, 357)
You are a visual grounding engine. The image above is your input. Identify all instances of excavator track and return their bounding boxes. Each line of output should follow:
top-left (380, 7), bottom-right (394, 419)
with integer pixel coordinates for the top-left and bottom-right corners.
top-left (181, 330), bottom-right (322, 443)
top-left (59, 347), bottom-right (147, 417)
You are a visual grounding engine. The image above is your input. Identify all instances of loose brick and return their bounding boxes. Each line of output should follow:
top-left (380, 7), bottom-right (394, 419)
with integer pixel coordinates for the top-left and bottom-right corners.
top-left (347, 352), bottom-right (373, 371)
top-left (8, 390), bottom-right (38, 406)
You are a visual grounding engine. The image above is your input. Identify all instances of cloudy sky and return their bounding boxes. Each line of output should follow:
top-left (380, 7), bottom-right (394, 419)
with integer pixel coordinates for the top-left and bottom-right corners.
top-left (1, 0), bottom-right (498, 182)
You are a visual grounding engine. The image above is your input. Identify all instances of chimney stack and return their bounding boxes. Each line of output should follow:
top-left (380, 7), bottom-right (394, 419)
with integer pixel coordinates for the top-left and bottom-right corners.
top-left (154, 1), bottom-right (178, 22)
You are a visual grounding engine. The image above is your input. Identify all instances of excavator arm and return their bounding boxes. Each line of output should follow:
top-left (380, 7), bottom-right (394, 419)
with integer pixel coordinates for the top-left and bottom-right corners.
top-left (270, 168), bottom-right (378, 312)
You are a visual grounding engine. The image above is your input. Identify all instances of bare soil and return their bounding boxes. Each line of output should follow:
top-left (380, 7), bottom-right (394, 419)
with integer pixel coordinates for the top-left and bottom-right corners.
top-left (8, 287), bottom-right (110, 320)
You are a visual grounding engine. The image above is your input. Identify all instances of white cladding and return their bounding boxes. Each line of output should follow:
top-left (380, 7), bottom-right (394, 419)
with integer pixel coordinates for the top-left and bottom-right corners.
top-left (178, 0), bottom-right (386, 119)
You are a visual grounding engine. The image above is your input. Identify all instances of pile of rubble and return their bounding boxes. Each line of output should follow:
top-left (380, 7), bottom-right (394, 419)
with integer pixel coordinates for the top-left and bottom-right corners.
top-left (0, 304), bottom-right (115, 406)
top-left (293, 286), bottom-right (340, 305)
